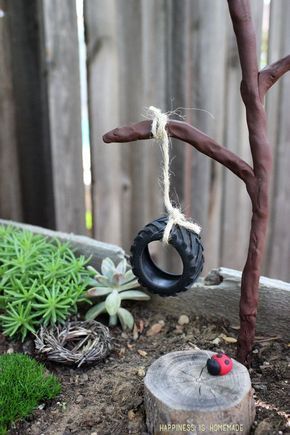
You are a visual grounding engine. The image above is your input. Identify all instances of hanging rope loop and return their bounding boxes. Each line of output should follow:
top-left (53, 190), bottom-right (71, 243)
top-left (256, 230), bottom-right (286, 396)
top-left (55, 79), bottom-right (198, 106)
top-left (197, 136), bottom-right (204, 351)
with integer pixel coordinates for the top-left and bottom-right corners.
top-left (149, 106), bottom-right (201, 244)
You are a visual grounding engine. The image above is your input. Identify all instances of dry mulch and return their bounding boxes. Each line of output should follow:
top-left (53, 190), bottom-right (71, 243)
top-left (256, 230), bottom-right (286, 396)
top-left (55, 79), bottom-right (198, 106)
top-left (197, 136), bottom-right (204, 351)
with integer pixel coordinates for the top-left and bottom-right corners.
top-left (0, 305), bottom-right (289, 435)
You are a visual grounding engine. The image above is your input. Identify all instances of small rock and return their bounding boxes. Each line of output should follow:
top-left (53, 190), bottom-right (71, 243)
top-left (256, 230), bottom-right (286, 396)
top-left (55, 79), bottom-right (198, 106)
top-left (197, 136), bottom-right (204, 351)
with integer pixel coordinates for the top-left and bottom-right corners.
top-left (7, 347), bottom-right (14, 354)
top-left (128, 409), bottom-right (135, 421)
top-left (146, 323), bottom-right (163, 337)
top-left (260, 363), bottom-right (271, 372)
top-left (211, 337), bottom-right (221, 345)
top-left (178, 315), bottom-right (189, 326)
top-left (137, 349), bottom-right (147, 357)
top-left (253, 384), bottom-right (267, 391)
top-left (254, 419), bottom-right (273, 435)
top-left (76, 395), bottom-right (84, 403)
top-left (22, 338), bottom-right (34, 354)
top-left (137, 367), bottom-right (146, 377)
top-left (158, 320), bottom-right (165, 326)
top-left (81, 373), bottom-right (89, 382)
top-left (106, 405), bottom-right (114, 414)
top-left (174, 325), bottom-right (184, 334)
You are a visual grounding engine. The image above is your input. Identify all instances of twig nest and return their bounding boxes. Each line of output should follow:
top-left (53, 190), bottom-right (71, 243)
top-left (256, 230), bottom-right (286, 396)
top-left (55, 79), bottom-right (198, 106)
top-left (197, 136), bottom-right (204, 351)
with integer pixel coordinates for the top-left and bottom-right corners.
top-left (34, 321), bottom-right (111, 367)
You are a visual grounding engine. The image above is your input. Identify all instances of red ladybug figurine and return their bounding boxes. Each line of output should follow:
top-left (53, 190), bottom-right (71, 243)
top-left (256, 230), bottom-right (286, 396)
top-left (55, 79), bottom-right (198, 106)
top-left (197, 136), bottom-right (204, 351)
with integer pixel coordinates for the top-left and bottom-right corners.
top-left (206, 353), bottom-right (233, 376)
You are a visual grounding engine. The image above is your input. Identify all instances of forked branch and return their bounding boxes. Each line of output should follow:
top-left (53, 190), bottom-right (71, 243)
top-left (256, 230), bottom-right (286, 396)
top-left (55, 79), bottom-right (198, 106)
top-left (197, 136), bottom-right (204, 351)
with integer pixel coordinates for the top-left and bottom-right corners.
top-left (103, 120), bottom-right (254, 185)
top-left (259, 55), bottom-right (290, 100)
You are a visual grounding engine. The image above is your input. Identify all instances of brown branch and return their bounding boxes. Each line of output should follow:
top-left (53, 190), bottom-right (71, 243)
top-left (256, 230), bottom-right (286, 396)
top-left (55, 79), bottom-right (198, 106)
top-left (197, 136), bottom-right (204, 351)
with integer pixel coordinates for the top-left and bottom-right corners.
top-left (103, 119), bottom-right (255, 185)
top-left (227, 0), bottom-right (260, 102)
top-left (228, 0), bottom-right (271, 175)
top-left (227, 0), bottom-right (273, 365)
top-left (259, 55), bottom-right (290, 100)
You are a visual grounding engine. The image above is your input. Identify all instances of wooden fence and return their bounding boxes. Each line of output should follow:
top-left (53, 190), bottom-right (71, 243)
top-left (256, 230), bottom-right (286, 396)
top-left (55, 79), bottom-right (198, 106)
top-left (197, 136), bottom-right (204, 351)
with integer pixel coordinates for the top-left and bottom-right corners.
top-left (0, 0), bottom-right (289, 281)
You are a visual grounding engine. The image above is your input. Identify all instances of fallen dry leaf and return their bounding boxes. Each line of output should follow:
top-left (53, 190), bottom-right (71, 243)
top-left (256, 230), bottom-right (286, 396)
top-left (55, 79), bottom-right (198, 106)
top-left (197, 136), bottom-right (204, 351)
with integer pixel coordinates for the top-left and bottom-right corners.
top-left (132, 324), bottom-right (139, 340)
top-left (138, 319), bottom-right (145, 334)
top-left (137, 349), bottom-right (147, 357)
top-left (255, 335), bottom-right (281, 342)
top-left (118, 347), bottom-right (126, 356)
top-left (128, 410), bottom-right (135, 421)
top-left (146, 323), bottom-right (163, 337)
top-left (222, 336), bottom-right (237, 344)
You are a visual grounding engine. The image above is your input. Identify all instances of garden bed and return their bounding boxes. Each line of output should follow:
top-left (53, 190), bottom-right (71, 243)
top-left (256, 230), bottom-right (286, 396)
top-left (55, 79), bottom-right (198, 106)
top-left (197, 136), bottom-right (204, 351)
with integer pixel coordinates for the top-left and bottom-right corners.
top-left (1, 305), bottom-right (289, 435)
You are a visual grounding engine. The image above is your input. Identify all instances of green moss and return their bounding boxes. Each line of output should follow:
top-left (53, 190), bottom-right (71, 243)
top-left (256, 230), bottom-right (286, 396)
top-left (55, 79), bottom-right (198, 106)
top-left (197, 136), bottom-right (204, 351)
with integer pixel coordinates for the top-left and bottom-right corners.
top-left (0, 353), bottom-right (61, 433)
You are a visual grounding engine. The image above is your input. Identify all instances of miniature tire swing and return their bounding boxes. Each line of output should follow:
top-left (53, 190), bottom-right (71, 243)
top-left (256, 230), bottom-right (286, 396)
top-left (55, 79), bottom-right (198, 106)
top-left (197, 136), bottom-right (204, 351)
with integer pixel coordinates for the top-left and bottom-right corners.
top-left (131, 216), bottom-right (204, 296)
top-left (130, 107), bottom-right (204, 296)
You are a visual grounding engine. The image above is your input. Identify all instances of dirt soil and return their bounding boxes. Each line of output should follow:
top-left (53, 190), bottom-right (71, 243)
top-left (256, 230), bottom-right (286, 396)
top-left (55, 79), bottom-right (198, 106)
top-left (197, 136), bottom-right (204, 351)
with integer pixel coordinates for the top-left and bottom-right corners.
top-left (0, 305), bottom-right (289, 435)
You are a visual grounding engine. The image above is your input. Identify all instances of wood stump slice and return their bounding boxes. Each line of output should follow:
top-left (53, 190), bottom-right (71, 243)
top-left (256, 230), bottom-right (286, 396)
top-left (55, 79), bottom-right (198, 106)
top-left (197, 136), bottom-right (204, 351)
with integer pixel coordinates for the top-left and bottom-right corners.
top-left (144, 350), bottom-right (255, 435)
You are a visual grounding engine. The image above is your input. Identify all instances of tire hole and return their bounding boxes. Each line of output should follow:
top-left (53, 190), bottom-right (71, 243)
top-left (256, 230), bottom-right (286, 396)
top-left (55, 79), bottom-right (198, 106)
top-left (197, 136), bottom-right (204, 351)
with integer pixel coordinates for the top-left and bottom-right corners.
top-left (148, 241), bottom-right (183, 275)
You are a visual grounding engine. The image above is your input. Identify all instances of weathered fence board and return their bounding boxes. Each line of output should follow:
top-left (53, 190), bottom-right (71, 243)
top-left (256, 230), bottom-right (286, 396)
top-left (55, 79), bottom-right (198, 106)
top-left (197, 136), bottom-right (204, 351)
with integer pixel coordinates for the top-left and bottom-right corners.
top-left (3, 0), bottom-right (55, 228)
top-left (0, 0), bottom-right (22, 221)
top-left (116, 0), bottom-right (150, 252)
top-left (265, 0), bottom-right (290, 282)
top-left (42, 0), bottom-right (86, 234)
top-left (189, 0), bottom-right (228, 273)
top-left (1, 1), bottom-right (289, 282)
top-left (85, 0), bottom-right (122, 245)
top-left (141, 0), bottom-right (166, 228)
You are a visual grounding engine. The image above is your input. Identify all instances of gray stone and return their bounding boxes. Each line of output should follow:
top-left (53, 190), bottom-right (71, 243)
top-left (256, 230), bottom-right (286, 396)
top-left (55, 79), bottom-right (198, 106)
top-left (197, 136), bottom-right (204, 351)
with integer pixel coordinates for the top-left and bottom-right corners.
top-left (149, 267), bottom-right (290, 338)
top-left (0, 219), bottom-right (125, 269)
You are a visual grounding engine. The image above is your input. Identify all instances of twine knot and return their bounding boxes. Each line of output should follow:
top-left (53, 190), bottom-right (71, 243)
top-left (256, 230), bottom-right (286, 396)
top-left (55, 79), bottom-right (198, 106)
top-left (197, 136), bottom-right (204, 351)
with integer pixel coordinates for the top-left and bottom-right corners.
top-left (149, 106), bottom-right (201, 244)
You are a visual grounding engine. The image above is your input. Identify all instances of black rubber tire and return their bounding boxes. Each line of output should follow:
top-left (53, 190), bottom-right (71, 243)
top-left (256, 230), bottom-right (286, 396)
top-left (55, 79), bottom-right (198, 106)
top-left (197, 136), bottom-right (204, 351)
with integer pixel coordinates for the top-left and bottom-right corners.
top-left (130, 216), bottom-right (204, 296)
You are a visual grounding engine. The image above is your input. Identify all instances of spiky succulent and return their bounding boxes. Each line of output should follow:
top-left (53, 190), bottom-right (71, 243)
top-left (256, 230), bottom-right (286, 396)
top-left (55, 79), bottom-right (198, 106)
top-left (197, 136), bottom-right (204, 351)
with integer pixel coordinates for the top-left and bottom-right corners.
top-left (85, 257), bottom-right (150, 330)
top-left (0, 225), bottom-right (91, 341)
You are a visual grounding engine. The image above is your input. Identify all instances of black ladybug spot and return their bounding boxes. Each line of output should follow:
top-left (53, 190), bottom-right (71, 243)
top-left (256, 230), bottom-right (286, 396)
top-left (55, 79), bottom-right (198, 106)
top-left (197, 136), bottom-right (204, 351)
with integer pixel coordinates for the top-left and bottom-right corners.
top-left (207, 359), bottom-right (221, 375)
top-left (225, 359), bottom-right (230, 365)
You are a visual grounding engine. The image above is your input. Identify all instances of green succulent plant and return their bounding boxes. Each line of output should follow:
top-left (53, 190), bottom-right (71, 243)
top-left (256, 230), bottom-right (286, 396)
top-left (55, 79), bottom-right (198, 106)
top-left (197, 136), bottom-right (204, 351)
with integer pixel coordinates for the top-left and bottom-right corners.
top-left (85, 257), bottom-right (150, 330)
top-left (0, 225), bottom-right (91, 341)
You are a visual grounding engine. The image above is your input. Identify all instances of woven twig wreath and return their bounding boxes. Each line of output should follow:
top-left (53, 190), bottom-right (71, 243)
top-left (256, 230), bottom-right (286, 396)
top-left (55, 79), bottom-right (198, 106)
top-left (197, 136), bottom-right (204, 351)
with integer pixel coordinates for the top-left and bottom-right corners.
top-left (34, 320), bottom-right (111, 367)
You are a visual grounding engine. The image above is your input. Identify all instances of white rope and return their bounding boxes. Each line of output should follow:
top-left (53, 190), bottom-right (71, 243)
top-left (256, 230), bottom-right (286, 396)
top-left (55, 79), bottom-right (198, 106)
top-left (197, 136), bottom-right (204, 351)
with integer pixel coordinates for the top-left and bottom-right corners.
top-left (149, 106), bottom-right (201, 244)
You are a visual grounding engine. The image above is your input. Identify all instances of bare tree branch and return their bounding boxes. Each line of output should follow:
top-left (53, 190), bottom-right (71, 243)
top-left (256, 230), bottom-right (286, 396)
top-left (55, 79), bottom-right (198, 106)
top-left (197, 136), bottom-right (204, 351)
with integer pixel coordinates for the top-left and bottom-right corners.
top-left (228, 0), bottom-right (271, 176)
top-left (259, 55), bottom-right (290, 100)
top-left (227, 0), bottom-right (259, 100)
top-left (103, 119), bottom-right (255, 184)
top-left (227, 0), bottom-right (273, 364)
